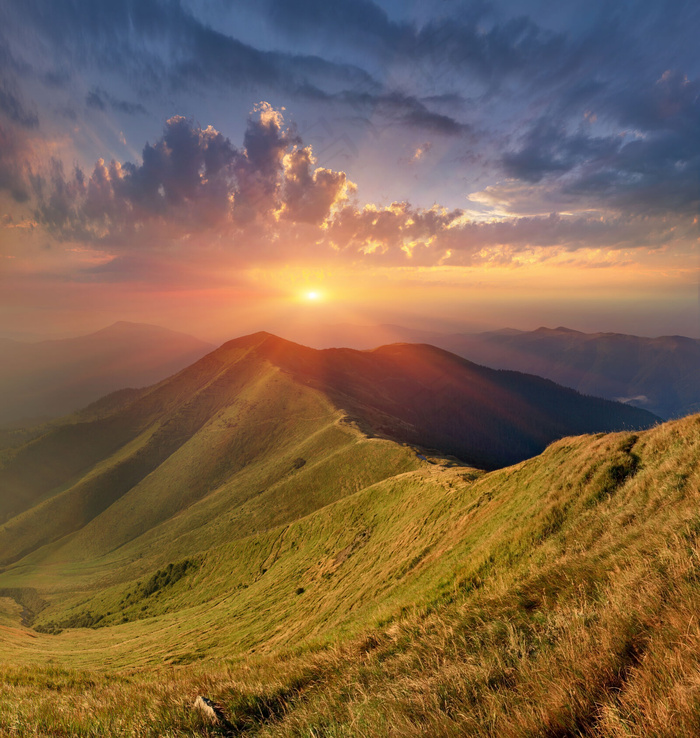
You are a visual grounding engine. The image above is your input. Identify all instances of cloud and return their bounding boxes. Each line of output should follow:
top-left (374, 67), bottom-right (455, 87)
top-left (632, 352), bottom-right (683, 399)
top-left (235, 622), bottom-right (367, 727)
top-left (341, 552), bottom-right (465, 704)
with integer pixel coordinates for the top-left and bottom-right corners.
top-left (1, 0), bottom-right (469, 138)
top-left (0, 123), bottom-right (33, 202)
top-left (299, 86), bottom-right (466, 135)
top-left (26, 103), bottom-right (697, 276)
top-left (412, 142), bottom-right (432, 161)
top-left (263, 0), bottom-right (565, 85)
top-left (0, 80), bottom-right (38, 129)
top-left (0, 43), bottom-right (38, 130)
top-left (322, 203), bottom-right (688, 266)
top-left (281, 145), bottom-right (352, 224)
top-left (34, 104), bottom-right (352, 243)
top-left (498, 65), bottom-right (700, 215)
top-left (502, 121), bottom-right (619, 183)
top-left (86, 87), bottom-right (147, 116)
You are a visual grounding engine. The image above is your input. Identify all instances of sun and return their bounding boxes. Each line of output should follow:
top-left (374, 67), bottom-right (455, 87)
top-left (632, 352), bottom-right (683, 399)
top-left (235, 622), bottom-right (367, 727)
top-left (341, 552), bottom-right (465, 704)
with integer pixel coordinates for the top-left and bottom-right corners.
top-left (304, 290), bottom-right (321, 301)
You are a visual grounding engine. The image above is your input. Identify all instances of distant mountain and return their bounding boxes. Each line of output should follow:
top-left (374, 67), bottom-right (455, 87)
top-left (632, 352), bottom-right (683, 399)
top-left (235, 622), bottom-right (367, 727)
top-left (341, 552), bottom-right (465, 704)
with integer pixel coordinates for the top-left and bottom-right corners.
top-left (0, 322), bottom-right (214, 427)
top-left (0, 332), bottom-right (657, 566)
top-left (290, 323), bottom-right (700, 419)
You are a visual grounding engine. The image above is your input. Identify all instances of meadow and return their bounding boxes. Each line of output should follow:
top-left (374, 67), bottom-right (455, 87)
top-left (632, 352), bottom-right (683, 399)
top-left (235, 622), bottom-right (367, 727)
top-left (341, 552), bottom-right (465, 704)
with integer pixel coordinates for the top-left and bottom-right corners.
top-left (1, 413), bottom-right (698, 736)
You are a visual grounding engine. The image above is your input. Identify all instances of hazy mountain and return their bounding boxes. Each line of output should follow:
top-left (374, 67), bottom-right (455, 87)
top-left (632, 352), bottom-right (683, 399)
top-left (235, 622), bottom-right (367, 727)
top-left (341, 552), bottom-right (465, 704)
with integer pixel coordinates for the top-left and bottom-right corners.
top-left (289, 323), bottom-right (700, 419)
top-left (0, 322), bottom-right (214, 427)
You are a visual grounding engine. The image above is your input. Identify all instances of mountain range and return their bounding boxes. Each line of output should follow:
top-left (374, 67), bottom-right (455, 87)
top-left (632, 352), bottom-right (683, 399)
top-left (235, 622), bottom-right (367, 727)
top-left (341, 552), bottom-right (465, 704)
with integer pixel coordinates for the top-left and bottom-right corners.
top-left (0, 330), bottom-right (696, 736)
top-left (287, 323), bottom-right (700, 419)
top-left (0, 330), bottom-right (658, 567)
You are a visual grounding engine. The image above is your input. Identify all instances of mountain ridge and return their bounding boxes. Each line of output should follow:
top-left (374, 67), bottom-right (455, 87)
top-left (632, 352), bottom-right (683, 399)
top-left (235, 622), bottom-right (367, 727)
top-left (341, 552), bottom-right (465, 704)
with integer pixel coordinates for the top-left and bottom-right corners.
top-left (285, 322), bottom-right (700, 418)
top-left (0, 331), bottom-right (657, 571)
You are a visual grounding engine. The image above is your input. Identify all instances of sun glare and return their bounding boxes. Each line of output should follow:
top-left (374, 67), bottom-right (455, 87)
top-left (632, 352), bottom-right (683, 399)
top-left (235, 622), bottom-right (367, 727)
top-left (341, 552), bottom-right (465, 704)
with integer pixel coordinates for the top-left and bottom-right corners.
top-left (305, 290), bottom-right (321, 301)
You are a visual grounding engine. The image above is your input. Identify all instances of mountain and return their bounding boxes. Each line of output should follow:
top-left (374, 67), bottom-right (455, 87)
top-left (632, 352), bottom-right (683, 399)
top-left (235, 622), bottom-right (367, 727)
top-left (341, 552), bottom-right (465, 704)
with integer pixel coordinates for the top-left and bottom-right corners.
top-left (0, 322), bottom-right (214, 428)
top-left (289, 323), bottom-right (700, 419)
top-left (253, 333), bottom-right (657, 468)
top-left (0, 331), bottom-right (658, 581)
top-left (0, 374), bottom-right (697, 735)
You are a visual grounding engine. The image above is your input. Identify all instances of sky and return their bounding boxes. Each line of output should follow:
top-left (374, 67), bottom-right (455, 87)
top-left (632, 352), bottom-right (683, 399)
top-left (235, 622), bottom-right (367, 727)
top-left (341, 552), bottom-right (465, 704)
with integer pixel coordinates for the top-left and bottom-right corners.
top-left (0, 0), bottom-right (699, 342)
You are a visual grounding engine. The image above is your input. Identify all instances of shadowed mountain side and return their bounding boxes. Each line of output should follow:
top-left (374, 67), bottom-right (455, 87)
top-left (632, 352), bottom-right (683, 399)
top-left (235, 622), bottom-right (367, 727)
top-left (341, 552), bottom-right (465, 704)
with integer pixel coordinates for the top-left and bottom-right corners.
top-left (288, 324), bottom-right (700, 419)
top-left (0, 322), bottom-right (214, 428)
top-left (250, 333), bottom-right (658, 469)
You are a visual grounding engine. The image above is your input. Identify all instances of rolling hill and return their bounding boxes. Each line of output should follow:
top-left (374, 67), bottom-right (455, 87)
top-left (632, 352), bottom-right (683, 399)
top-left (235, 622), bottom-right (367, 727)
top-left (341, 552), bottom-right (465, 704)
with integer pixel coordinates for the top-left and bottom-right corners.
top-left (0, 331), bottom-right (657, 567)
top-left (0, 389), bottom-right (697, 735)
top-left (0, 321), bottom-right (214, 428)
top-left (289, 323), bottom-right (700, 419)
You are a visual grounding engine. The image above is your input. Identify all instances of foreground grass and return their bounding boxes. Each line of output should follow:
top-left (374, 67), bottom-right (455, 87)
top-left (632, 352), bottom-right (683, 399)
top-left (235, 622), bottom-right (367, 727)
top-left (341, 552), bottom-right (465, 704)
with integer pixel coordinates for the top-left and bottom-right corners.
top-left (0, 415), bottom-right (699, 735)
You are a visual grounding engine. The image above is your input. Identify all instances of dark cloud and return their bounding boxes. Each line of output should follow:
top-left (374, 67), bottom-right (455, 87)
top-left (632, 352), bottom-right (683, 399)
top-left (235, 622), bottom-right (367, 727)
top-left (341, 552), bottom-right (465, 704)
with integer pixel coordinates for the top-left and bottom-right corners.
top-left (502, 121), bottom-right (618, 182)
top-left (0, 123), bottom-right (32, 202)
top-left (499, 66), bottom-right (700, 214)
top-left (85, 90), bottom-right (106, 112)
top-left (605, 69), bottom-right (700, 135)
top-left (263, 0), bottom-right (565, 85)
top-left (36, 116), bottom-right (238, 238)
top-left (565, 133), bottom-right (700, 215)
top-left (299, 85), bottom-right (466, 135)
top-left (1, 0), bottom-right (465, 135)
top-left (0, 78), bottom-right (38, 129)
top-left (266, 0), bottom-right (410, 52)
top-left (86, 87), bottom-right (147, 116)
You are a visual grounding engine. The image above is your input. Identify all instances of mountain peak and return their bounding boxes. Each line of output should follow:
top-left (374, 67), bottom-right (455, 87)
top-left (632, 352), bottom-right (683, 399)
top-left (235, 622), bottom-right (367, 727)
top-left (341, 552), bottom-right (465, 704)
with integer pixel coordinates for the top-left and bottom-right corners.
top-left (534, 326), bottom-right (583, 334)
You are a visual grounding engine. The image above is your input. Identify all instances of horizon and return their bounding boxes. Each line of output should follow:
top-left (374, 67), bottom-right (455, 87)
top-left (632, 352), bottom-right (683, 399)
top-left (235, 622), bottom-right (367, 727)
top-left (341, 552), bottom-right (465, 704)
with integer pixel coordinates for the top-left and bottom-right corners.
top-left (1, 2), bottom-right (700, 341)
top-left (1, 317), bottom-right (699, 347)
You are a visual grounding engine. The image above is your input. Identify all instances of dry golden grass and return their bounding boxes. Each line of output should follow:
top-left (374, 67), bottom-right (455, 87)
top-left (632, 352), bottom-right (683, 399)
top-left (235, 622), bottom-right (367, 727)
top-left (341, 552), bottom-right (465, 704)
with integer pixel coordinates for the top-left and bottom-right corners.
top-left (0, 415), bottom-right (698, 735)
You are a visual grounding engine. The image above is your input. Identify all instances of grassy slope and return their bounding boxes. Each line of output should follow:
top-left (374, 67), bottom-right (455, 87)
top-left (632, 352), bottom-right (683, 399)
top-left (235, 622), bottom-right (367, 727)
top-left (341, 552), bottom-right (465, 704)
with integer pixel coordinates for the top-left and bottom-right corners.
top-left (0, 331), bottom-right (657, 572)
top-left (0, 337), bottom-right (418, 572)
top-left (0, 414), bottom-right (698, 735)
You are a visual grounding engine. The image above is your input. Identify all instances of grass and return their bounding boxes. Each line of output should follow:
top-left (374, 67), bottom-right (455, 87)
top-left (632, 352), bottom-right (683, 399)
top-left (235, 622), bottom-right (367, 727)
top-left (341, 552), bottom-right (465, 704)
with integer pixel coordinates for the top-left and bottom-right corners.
top-left (0, 414), bottom-right (698, 734)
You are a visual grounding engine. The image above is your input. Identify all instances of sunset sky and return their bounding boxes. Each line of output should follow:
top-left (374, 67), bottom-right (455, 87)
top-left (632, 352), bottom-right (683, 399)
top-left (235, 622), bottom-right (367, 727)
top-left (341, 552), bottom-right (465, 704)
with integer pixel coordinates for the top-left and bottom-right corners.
top-left (0, 0), bottom-right (698, 341)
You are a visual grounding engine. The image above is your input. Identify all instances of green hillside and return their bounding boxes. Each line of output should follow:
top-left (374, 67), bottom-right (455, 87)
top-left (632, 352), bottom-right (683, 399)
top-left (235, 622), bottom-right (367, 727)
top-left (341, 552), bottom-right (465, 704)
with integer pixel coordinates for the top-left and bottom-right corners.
top-left (0, 332), bottom-right (690, 736)
top-left (0, 407), bottom-right (697, 733)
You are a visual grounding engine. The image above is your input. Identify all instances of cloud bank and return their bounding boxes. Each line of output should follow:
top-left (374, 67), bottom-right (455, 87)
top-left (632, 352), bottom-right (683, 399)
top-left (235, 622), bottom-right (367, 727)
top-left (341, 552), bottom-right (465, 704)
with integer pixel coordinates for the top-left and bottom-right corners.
top-left (22, 103), bottom-right (693, 275)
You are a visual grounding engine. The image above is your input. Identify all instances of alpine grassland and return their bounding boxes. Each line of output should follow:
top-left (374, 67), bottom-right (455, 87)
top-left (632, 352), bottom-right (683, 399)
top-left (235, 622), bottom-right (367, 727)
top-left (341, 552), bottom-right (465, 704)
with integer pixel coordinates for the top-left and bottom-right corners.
top-left (0, 411), bottom-right (698, 735)
top-left (0, 334), bottom-right (693, 736)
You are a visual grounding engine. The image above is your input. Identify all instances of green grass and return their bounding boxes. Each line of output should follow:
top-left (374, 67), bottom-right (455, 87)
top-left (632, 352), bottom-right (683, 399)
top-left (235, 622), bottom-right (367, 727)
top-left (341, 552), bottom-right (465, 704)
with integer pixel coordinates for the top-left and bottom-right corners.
top-left (0, 415), bottom-right (698, 734)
